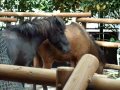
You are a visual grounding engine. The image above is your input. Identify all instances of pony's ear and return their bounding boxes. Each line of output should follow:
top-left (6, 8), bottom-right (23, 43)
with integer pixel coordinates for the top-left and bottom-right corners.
top-left (55, 16), bottom-right (62, 24)
top-left (55, 16), bottom-right (65, 29)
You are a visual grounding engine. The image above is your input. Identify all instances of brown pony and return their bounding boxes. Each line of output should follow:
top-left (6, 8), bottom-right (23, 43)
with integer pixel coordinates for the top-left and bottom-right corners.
top-left (36, 22), bottom-right (106, 74)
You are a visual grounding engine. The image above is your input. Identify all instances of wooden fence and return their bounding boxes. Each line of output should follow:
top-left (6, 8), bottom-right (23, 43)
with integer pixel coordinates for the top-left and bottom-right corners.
top-left (0, 12), bottom-right (120, 90)
top-left (0, 54), bottom-right (120, 90)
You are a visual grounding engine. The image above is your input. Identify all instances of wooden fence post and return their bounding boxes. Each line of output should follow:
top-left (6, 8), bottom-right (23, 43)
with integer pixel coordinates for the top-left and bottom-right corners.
top-left (56, 67), bottom-right (74, 90)
top-left (63, 54), bottom-right (99, 90)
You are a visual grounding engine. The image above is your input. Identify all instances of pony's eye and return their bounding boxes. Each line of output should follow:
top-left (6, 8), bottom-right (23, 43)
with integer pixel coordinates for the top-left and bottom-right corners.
top-left (59, 30), bottom-right (64, 34)
top-left (60, 32), bottom-right (64, 35)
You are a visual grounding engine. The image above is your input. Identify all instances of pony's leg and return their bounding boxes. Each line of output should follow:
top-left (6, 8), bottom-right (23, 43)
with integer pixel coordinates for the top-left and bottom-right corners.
top-left (33, 56), bottom-right (43, 67)
top-left (33, 56), bottom-right (43, 90)
top-left (96, 62), bottom-right (104, 74)
top-left (42, 85), bottom-right (48, 90)
top-left (43, 58), bottom-right (54, 69)
top-left (33, 56), bottom-right (48, 90)
top-left (69, 60), bottom-right (76, 67)
top-left (42, 58), bottom-right (54, 90)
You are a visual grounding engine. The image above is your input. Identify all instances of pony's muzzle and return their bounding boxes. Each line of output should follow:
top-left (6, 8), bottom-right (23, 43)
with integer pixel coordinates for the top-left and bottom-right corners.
top-left (62, 44), bottom-right (71, 53)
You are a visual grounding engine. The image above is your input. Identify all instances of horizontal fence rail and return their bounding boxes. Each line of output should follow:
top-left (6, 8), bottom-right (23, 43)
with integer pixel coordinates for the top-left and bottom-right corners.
top-left (95, 41), bottom-right (120, 48)
top-left (77, 18), bottom-right (120, 24)
top-left (0, 12), bottom-right (91, 17)
top-left (90, 74), bottom-right (120, 90)
top-left (105, 63), bottom-right (120, 70)
top-left (0, 64), bottom-right (56, 86)
top-left (0, 17), bottom-right (17, 22)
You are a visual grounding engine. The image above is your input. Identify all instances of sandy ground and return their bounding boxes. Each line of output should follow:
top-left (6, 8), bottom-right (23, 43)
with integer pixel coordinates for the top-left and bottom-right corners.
top-left (25, 84), bottom-right (56, 90)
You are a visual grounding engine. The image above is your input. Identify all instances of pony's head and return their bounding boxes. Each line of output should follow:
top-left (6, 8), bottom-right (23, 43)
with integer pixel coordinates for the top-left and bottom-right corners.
top-left (49, 16), bottom-right (70, 53)
top-left (44, 16), bottom-right (70, 53)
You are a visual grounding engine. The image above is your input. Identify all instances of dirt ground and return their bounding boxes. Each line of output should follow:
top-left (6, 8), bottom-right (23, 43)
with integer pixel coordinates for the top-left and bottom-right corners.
top-left (25, 84), bottom-right (55, 90)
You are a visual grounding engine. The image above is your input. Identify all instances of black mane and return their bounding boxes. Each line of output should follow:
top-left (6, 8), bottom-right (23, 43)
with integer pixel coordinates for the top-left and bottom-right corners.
top-left (6, 16), bottom-right (66, 38)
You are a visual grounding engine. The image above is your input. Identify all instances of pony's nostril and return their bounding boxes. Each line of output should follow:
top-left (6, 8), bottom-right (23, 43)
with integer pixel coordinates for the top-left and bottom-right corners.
top-left (62, 45), bottom-right (71, 53)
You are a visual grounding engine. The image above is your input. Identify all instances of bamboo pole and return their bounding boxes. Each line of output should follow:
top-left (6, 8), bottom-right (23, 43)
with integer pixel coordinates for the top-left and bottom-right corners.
top-left (77, 18), bottom-right (120, 24)
top-left (0, 64), bottom-right (56, 86)
top-left (89, 74), bottom-right (120, 90)
top-left (0, 12), bottom-right (91, 17)
top-left (105, 63), bottom-right (120, 70)
top-left (56, 67), bottom-right (74, 90)
top-left (95, 41), bottom-right (120, 48)
top-left (0, 17), bottom-right (17, 22)
top-left (63, 54), bottom-right (99, 90)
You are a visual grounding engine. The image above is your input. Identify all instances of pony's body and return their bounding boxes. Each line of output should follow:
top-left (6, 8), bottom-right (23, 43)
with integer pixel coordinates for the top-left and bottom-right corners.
top-left (1, 30), bottom-right (40, 66)
top-left (0, 16), bottom-right (70, 67)
top-left (38, 22), bottom-right (105, 73)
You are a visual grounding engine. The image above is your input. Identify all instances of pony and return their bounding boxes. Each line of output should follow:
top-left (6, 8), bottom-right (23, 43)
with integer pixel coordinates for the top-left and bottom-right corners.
top-left (0, 16), bottom-right (70, 90)
top-left (37, 22), bottom-right (106, 74)
top-left (0, 16), bottom-right (70, 66)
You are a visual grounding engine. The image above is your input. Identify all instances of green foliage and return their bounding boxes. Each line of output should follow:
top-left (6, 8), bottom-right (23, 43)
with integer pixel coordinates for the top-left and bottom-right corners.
top-left (52, 0), bottom-right (82, 12)
top-left (51, 0), bottom-right (120, 20)
top-left (0, 0), bottom-right (119, 23)
top-left (0, 0), bottom-right (53, 12)
top-left (0, 0), bottom-right (119, 19)
top-left (79, 0), bottom-right (120, 19)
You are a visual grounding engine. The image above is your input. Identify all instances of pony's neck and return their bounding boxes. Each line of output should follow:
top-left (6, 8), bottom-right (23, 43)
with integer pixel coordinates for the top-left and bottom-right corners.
top-left (31, 35), bottom-right (47, 50)
top-left (33, 19), bottom-right (51, 38)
